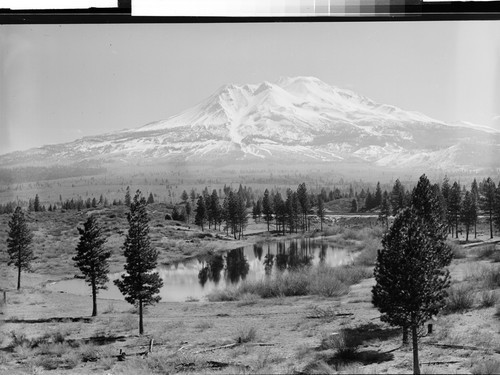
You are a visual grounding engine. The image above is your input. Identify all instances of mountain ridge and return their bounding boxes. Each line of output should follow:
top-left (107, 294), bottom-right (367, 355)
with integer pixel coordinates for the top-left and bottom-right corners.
top-left (1, 76), bottom-right (499, 172)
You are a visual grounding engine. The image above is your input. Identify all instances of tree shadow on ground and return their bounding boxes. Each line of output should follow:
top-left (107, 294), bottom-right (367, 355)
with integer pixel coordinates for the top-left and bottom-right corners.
top-left (341, 322), bottom-right (401, 346)
top-left (312, 322), bottom-right (400, 370)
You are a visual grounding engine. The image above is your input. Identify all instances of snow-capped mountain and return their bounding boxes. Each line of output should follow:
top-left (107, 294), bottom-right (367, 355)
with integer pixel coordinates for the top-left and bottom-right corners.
top-left (2, 76), bottom-right (499, 171)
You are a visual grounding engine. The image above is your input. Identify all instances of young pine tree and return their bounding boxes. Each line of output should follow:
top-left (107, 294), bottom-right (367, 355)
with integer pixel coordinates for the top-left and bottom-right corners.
top-left (73, 215), bottom-right (110, 316)
top-left (7, 207), bottom-right (34, 290)
top-left (124, 186), bottom-right (131, 207)
top-left (114, 191), bottom-right (163, 335)
top-left (372, 207), bottom-right (452, 375)
top-left (147, 192), bottom-right (154, 204)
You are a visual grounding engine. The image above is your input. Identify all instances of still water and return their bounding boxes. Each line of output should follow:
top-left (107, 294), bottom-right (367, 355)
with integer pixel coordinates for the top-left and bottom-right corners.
top-left (47, 237), bottom-right (353, 302)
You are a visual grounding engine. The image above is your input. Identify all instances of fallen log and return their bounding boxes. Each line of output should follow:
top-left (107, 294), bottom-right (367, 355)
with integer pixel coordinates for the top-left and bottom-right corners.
top-left (193, 342), bottom-right (276, 354)
top-left (421, 360), bottom-right (461, 365)
top-left (194, 343), bottom-right (238, 354)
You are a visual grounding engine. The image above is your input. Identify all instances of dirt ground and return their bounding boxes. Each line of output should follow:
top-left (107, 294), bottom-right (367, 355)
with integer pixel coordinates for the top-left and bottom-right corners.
top-left (1, 217), bottom-right (499, 374)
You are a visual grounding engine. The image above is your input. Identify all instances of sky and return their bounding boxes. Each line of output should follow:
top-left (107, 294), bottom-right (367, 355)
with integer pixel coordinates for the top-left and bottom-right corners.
top-left (1, 21), bottom-right (500, 154)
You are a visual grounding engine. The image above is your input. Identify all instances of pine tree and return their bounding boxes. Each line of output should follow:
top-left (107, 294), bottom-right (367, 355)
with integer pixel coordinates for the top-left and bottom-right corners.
top-left (210, 190), bottom-right (221, 230)
top-left (317, 196), bottom-right (326, 231)
top-left (73, 215), bottom-right (110, 316)
top-left (124, 186), bottom-right (131, 207)
top-left (471, 179), bottom-right (480, 238)
top-left (390, 179), bottom-right (406, 215)
top-left (236, 192), bottom-right (248, 239)
top-left (297, 183), bottom-right (310, 231)
top-left (448, 182), bottom-right (462, 238)
top-left (195, 195), bottom-right (207, 231)
top-left (181, 190), bottom-right (189, 203)
top-left (460, 191), bottom-right (476, 242)
top-left (494, 183), bottom-right (500, 235)
top-left (378, 192), bottom-right (391, 229)
top-left (185, 201), bottom-right (191, 224)
top-left (114, 191), bottom-right (163, 335)
top-left (480, 177), bottom-right (496, 239)
top-left (374, 182), bottom-right (383, 208)
top-left (273, 192), bottom-right (285, 235)
top-left (7, 207), bottom-right (34, 290)
top-left (262, 189), bottom-right (273, 232)
top-left (147, 192), bottom-right (154, 204)
top-left (33, 194), bottom-right (40, 212)
top-left (372, 207), bottom-right (452, 375)
top-left (350, 199), bottom-right (358, 213)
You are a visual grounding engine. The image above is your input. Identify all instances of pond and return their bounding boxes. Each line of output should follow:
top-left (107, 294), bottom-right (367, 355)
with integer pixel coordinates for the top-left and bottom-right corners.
top-left (46, 237), bottom-right (354, 302)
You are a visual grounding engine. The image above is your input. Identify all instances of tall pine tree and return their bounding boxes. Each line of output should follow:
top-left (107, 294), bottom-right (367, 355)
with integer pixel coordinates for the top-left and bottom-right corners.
top-left (480, 177), bottom-right (496, 239)
top-left (372, 206), bottom-right (452, 375)
top-left (460, 191), bottom-right (477, 243)
top-left (7, 207), bottom-right (34, 290)
top-left (114, 191), bottom-right (163, 335)
top-left (262, 189), bottom-right (273, 232)
top-left (73, 215), bottom-right (110, 316)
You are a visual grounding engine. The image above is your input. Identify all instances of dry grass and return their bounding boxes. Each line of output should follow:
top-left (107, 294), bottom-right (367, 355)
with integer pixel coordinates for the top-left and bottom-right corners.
top-left (471, 359), bottom-right (500, 375)
top-left (444, 284), bottom-right (475, 313)
top-left (208, 264), bottom-right (371, 301)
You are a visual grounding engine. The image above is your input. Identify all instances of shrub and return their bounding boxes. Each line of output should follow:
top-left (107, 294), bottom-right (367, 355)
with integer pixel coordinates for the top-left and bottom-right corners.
top-left (235, 326), bottom-right (257, 343)
top-left (471, 360), bottom-right (500, 375)
top-left (448, 241), bottom-right (466, 259)
top-left (444, 284), bottom-right (475, 313)
top-left (208, 264), bottom-right (371, 301)
top-left (207, 287), bottom-right (240, 302)
top-left (483, 266), bottom-right (500, 289)
top-left (476, 245), bottom-right (497, 260)
top-left (479, 291), bottom-right (499, 308)
top-left (320, 330), bottom-right (359, 362)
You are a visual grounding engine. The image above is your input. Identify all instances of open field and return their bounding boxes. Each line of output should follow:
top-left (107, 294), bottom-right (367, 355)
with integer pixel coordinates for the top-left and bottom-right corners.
top-left (1, 206), bottom-right (500, 374)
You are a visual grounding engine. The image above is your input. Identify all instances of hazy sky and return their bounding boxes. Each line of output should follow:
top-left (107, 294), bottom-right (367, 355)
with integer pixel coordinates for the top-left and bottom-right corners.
top-left (1, 21), bottom-right (500, 154)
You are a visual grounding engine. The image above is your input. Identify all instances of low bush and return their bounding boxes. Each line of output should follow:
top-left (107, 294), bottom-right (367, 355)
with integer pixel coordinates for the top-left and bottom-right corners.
top-left (207, 287), bottom-right (240, 302)
top-left (448, 241), bottom-right (466, 259)
top-left (444, 284), bottom-right (475, 313)
top-left (235, 326), bottom-right (257, 343)
top-left (320, 329), bottom-right (359, 362)
top-left (475, 245), bottom-right (497, 260)
top-left (471, 360), bottom-right (500, 375)
top-left (483, 266), bottom-right (500, 289)
top-left (208, 264), bottom-right (371, 301)
top-left (479, 291), bottom-right (499, 308)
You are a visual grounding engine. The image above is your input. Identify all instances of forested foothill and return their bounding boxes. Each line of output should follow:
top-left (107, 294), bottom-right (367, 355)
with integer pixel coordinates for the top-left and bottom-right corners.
top-left (0, 173), bottom-right (499, 374)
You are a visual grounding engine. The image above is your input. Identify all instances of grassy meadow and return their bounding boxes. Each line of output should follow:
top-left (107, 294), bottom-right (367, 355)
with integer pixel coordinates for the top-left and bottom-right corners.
top-left (0, 200), bottom-right (499, 374)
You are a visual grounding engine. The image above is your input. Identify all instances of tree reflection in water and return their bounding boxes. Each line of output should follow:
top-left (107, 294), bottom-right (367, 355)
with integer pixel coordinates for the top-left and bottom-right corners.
top-left (263, 243), bottom-right (274, 276)
top-left (198, 253), bottom-right (224, 287)
top-left (225, 248), bottom-right (250, 283)
top-left (253, 244), bottom-right (263, 260)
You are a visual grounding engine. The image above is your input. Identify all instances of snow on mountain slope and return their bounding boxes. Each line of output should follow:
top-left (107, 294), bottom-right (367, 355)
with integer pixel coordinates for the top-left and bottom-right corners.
top-left (1, 76), bottom-right (499, 171)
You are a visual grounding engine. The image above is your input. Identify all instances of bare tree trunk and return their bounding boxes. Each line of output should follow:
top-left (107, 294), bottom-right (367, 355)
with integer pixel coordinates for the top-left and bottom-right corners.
top-left (490, 210), bottom-right (493, 239)
top-left (139, 299), bottom-right (144, 335)
top-left (412, 325), bottom-right (420, 375)
top-left (91, 281), bottom-right (97, 317)
top-left (17, 264), bottom-right (21, 290)
top-left (403, 326), bottom-right (409, 345)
